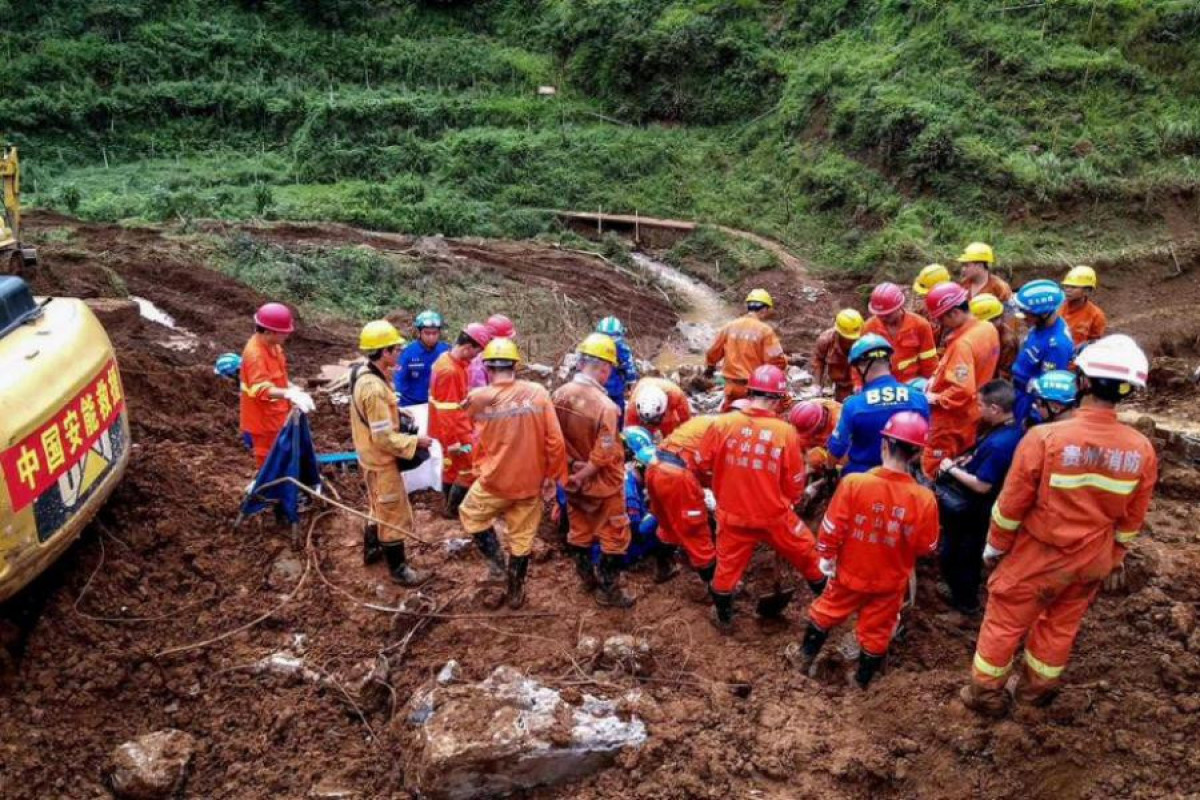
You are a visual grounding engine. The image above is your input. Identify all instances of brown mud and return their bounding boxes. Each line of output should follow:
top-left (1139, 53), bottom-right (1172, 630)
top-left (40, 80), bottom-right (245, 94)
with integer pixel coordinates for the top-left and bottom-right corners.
top-left (0, 212), bottom-right (1197, 799)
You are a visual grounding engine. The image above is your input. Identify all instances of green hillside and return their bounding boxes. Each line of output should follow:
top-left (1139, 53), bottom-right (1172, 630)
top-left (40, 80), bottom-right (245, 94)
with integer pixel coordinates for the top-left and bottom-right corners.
top-left (5, 0), bottom-right (1200, 273)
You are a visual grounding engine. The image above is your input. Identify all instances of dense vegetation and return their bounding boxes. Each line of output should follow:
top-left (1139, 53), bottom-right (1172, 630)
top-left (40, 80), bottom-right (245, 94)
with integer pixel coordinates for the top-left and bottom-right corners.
top-left (5, 0), bottom-right (1200, 273)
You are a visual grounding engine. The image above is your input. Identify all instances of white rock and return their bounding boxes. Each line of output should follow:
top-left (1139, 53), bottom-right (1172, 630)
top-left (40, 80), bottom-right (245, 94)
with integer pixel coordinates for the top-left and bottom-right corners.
top-left (599, 635), bottom-right (653, 676)
top-left (437, 660), bottom-right (462, 685)
top-left (108, 729), bottom-right (197, 800)
top-left (406, 665), bottom-right (645, 799)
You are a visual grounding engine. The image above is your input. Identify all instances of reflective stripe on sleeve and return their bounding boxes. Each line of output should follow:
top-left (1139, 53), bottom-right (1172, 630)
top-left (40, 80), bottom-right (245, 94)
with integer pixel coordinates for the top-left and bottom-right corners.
top-left (430, 400), bottom-right (461, 410)
top-left (973, 652), bottom-right (1012, 678)
top-left (1023, 650), bottom-right (1065, 679)
top-left (369, 420), bottom-right (392, 433)
top-left (241, 381), bottom-right (276, 398)
top-left (991, 504), bottom-right (1020, 531)
top-left (1048, 472), bottom-right (1138, 495)
top-left (1115, 529), bottom-right (1139, 544)
top-left (896, 356), bottom-right (918, 369)
top-left (918, 348), bottom-right (938, 360)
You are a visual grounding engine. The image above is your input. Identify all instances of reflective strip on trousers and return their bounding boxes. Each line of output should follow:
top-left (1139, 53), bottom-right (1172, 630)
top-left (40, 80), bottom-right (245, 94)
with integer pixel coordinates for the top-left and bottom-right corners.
top-left (1023, 650), bottom-right (1065, 679)
top-left (1115, 529), bottom-right (1139, 544)
top-left (430, 400), bottom-right (461, 410)
top-left (973, 651), bottom-right (1012, 678)
top-left (1048, 472), bottom-right (1138, 495)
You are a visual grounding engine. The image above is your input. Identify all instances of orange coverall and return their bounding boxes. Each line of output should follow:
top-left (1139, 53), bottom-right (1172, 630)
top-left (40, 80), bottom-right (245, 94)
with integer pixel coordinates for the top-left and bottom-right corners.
top-left (239, 333), bottom-right (291, 466)
top-left (994, 318), bottom-right (1019, 379)
top-left (812, 328), bottom-right (855, 401)
top-left (552, 375), bottom-right (629, 554)
top-left (972, 407), bottom-right (1157, 696)
top-left (459, 379), bottom-right (568, 556)
top-left (810, 467), bottom-right (939, 655)
top-left (624, 376), bottom-right (693, 438)
top-left (645, 416), bottom-right (719, 569)
top-left (797, 399), bottom-right (842, 472)
top-left (924, 316), bottom-right (999, 478)
top-left (694, 408), bottom-right (824, 594)
top-left (349, 364), bottom-right (421, 544)
top-left (429, 351), bottom-right (475, 488)
top-left (962, 273), bottom-right (1013, 302)
top-left (1061, 299), bottom-right (1107, 347)
top-left (863, 312), bottom-right (938, 383)
top-left (705, 315), bottom-right (787, 411)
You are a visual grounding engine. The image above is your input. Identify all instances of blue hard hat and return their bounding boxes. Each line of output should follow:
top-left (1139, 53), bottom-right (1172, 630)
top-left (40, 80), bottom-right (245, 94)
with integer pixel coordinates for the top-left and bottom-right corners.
top-left (849, 333), bottom-right (894, 364)
top-left (214, 352), bottom-right (242, 378)
top-left (1032, 369), bottom-right (1078, 405)
top-left (907, 377), bottom-right (929, 394)
top-left (1015, 280), bottom-right (1065, 316)
top-left (596, 316), bottom-right (625, 337)
top-left (415, 310), bottom-right (443, 330)
top-left (632, 445), bottom-right (657, 467)
top-left (621, 425), bottom-right (654, 457)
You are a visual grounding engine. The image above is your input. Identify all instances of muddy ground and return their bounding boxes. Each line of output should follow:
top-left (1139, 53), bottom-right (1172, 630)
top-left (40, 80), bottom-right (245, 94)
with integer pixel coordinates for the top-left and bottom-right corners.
top-left (1, 213), bottom-right (1198, 799)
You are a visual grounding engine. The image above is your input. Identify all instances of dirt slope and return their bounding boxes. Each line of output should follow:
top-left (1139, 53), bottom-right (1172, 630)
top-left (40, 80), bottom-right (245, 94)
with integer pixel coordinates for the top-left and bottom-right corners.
top-left (0, 213), bottom-right (1197, 799)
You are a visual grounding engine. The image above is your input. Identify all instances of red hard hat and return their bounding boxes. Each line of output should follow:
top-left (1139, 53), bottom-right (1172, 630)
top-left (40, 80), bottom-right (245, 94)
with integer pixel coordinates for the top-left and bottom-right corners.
top-left (788, 401), bottom-right (825, 434)
top-left (881, 411), bottom-right (929, 447)
top-left (464, 322), bottom-right (493, 348)
top-left (925, 282), bottom-right (969, 320)
top-left (869, 282), bottom-right (906, 317)
top-left (486, 314), bottom-right (515, 338)
top-left (747, 364), bottom-right (787, 396)
top-left (254, 302), bottom-right (295, 334)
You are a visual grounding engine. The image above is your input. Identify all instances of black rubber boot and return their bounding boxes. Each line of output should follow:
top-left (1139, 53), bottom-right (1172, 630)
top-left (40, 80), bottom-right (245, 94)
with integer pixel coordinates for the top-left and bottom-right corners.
top-left (569, 545), bottom-right (599, 591)
top-left (383, 542), bottom-right (430, 587)
top-left (653, 545), bottom-right (680, 584)
top-left (506, 555), bottom-right (530, 610)
top-left (595, 554), bottom-right (635, 608)
top-left (443, 484), bottom-right (468, 519)
top-left (854, 651), bottom-right (887, 689)
top-left (807, 576), bottom-right (829, 597)
top-left (363, 523), bottom-right (383, 566)
top-left (801, 623), bottom-right (828, 663)
top-left (696, 561), bottom-right (716, 585)
top-left (710, 590), bottom-right (735, 633)
top-left (472, 528), bottom-right (507, 580)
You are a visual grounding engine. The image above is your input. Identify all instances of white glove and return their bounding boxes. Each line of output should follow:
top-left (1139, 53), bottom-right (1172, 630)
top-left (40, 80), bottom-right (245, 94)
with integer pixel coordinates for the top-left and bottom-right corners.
top-left (818, 558), bottom-right (836, 578)
top-left (284, 387), bottom-right (315, 414)
top-left (982, 544), bottom-right (1006, 563)
top-left (703, 489), bottom-right (717, 512)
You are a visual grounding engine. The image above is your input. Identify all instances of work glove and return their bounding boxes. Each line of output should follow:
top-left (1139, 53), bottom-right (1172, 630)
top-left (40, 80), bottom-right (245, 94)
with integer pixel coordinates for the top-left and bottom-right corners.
top-left (982, 543), bottom-right (1006, 569)
top-left (703, 489), bottom-right (717, 512)
top-left (284, 387), bottom-right (315, 414)
top-left (818, 558), bottom-right (836, 578)
top-left (1103, 564), bottom-right (1126, 594)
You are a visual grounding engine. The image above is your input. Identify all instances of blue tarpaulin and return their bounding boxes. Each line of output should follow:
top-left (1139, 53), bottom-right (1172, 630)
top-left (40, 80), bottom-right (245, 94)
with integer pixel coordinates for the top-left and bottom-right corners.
top-left (241, 412), bottom-right (322, 525)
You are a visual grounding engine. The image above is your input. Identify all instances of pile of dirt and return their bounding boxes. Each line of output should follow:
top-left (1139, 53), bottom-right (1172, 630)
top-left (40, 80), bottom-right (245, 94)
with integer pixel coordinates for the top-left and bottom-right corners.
top-left (1, 213), bottom-right (1198, 798)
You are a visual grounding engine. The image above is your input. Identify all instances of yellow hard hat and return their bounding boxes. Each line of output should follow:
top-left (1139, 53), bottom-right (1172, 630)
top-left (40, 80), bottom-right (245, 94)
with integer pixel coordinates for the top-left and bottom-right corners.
top-left (912, 263), bottom-right (951, 296)
top-left (482, 336), bottom-right (521, 364)
top-left (1063, 265), bottom-right (1097, 289)
top-left (577, 332), bottom-right (618, 365)
top-left (745, 288), bottom-right (774, 308)
top-left (969, 293), bottom-right (1005, 323)
top-left (834, 308), bottom-right (864, 340)
top-left (359, 320), bottom-right (405, 351)
top-left (956, 241), bottom-right (995, 265)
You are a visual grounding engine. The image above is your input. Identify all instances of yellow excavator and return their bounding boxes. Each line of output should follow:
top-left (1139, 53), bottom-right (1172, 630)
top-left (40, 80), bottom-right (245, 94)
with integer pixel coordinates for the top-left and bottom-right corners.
top-left (0, 140), bottom-right (130, 603)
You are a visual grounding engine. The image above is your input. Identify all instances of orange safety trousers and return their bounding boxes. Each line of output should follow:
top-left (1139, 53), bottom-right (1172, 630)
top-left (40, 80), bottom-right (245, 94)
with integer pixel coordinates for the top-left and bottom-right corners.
top-left (971, 576), bottom-right (1099, 693)
top-left (808, 580), bottom-right (905, 656)
top-left (645, 459), bottom-right (715, 569)
top-left (712, 513), bottom-right (823, 595)
top-left (566, 492), bottom-right (630, 555)
top-left (442, 448), bottom-right (475, 489)
top-left (720, 380), bottom-right (749, 412)
top-left (249, 431), bottom-right (279, 468)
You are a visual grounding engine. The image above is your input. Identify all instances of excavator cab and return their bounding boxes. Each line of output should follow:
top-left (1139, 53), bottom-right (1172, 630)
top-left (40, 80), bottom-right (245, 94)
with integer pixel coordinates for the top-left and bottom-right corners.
top-left (1, 141), bottom-right (38, 274)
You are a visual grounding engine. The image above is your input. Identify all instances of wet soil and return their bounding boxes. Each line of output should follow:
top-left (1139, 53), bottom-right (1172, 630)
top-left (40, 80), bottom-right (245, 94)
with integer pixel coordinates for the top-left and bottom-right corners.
top-left (0, 213), bottom-right (1198, 799)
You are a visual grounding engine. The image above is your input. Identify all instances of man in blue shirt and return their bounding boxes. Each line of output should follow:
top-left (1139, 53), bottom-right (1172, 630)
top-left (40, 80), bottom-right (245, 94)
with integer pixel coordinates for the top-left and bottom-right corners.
top-left (597, 316), bottom-right (639, 425)
top-left (934, 379), bottom-right (1024, 614)
top-left (1011, 281), bottom-right (1074, 425)
top-left (828, 334), bottom-right (930, 475)
top-left (395, 310), bottom-right (451, 406)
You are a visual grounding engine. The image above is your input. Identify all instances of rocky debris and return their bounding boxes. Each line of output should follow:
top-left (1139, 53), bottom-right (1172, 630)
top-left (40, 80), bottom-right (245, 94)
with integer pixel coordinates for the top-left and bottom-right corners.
top-left (1170, 603), bottom-right (1196, 639)
top-left (268, 552), bottom-right (305, 591)
top-left (691, 389), bottom-right (725, 414)
top-left (414, 235), bottom-right (451, 260)
top-left (1148, 357), bottom-right (1194, 392)
top-left (443, 537), bottom-right (474, 557)
top-left (404, 665), bottom-right (646, 799)
top-left (525, 363), bottom-right (554, 378)
top-left (308, 780), bottom-right (359, 799)
top-left (575, 634), bottom-right (654, 676)
top-left (341, 655), bottom-right (392, 717)
top-left (677, 320), bottom-right (715, 354)
top-left (108, 729), bottom-right (197, 800)
top-left (556, 351), bottom-right (580, 382)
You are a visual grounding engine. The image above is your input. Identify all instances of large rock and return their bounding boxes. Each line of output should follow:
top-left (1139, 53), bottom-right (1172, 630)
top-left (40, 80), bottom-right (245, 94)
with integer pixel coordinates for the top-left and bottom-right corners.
top-left (405, 665), bottom-right (646, 799)
top-left (108, 729), bottom-right (197, 800)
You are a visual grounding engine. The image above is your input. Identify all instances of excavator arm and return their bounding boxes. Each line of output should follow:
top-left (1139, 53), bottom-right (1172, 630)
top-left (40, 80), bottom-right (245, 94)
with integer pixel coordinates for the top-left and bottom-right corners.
top-left (1, 141), bottom-right (38, 273)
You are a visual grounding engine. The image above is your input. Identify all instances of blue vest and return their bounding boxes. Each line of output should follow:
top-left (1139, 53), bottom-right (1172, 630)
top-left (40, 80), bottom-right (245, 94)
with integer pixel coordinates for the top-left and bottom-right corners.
top-left (829, 375), bottom-right (931, 475)
top-left (603, 338), bottom-right (639, 410)
top-left (1011, 318), bottom-right (1074, 423)
top-left (394, 340), bottom-right (450, 406)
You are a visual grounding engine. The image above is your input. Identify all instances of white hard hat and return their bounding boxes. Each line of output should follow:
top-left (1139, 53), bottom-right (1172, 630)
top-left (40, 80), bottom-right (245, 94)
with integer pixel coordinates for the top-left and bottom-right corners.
top-left (635, 385), bottom-right (669, 423)
top-left (1075, 334), bottom-right (1149, 389)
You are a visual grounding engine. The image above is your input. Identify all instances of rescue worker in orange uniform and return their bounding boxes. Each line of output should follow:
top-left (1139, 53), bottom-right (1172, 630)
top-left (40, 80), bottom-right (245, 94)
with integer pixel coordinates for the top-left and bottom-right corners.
top-left (970, 293), bottom-right (1018, 379)
top-left (957, 242), bottom-right (1013, 303)
top-left (694, 365), bottom-right (827, 632)
top-left (813, 309), bottom-right (864, 401)
top-left (789, 399), bottom-right (843, 516)
top-left (962, 335), bottom-right (1157, 715)
top-left (349, 321), bottom-right (432, 585)
top-left (705, 288), bottom-right (787, 411)
top-left (863, 282), bottom-right (938, 382)
top-left (644, 414), bottom-right (721, 586)
top-left (553, 333), bottom-right (634, 608)
top-left (922, 282), bottom-right (1000, 479)
top-left (429, 322), bottom-right (492, 517)
top-left (625, 376), bottom-right (692, 438)
top-left (794, 411), bottom-right (939, 688)
top-left (459, 338), bottom-right (567, 609)
top-left (912, 263), bottom-right (952, 348)
top-left (1060, 266), bottom-right (1107, 348)
top-left (239, 302), bottom-right (315, 467)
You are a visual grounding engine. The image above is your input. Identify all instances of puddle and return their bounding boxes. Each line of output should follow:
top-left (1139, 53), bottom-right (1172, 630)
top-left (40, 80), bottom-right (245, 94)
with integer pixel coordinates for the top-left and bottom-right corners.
top-left (630, 252), bottom-right (735, 371)
top-left (132, 296), bottom-right (199, 352)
